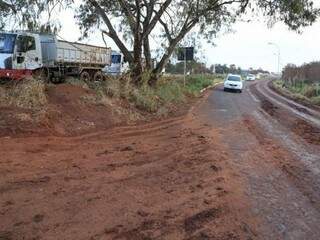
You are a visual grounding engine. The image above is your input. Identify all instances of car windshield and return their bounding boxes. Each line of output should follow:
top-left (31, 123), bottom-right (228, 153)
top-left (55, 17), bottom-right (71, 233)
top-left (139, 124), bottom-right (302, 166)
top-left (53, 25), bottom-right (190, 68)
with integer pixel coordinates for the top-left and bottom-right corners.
top-left (0, 33), bottom-right (16, 54)
top-left (227, 75), bottom-right (241, 82)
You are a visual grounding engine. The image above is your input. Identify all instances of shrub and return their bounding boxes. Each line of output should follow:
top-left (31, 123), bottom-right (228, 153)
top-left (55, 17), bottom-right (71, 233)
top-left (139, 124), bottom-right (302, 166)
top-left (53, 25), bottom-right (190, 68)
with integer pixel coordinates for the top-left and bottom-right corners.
top-left (184, 75), bottom-right (216, 96)
top-left (156, 80), bottom-right (185, 103)
top-left (1, 78), bottom-right (47, 109)
top-left (80, 73), bottom-right (223, 113)
top-left (130, 85), bottom-right (159, 112)
top-left (311, 96), bottom-right (320, 105)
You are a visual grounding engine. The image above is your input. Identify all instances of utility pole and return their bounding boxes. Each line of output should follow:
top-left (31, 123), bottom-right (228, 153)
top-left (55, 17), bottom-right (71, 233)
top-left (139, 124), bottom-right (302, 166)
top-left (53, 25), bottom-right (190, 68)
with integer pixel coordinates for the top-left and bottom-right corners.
top-left (268, 42), bottom-right (281, 75)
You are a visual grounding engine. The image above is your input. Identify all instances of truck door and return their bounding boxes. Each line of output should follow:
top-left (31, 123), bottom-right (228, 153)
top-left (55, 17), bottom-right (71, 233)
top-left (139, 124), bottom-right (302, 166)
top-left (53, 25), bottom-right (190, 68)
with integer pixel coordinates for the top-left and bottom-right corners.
top-left (14, 35), bottom-right (42, 70)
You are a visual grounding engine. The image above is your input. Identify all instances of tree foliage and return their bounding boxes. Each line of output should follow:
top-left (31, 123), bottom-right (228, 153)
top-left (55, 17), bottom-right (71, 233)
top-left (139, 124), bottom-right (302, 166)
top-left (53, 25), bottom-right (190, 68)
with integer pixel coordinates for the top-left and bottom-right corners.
top-left (0, 0), bottom-right (71, 32)
top-left (283, 62), bottom-right (320, 86)
top-left (1, 0), bottom-right (319, 84)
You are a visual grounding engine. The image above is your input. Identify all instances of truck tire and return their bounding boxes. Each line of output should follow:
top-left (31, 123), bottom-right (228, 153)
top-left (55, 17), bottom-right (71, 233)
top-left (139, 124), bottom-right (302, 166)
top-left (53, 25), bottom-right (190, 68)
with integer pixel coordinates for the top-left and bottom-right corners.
top-left (80, 71), bottom-right (91, 82)
top-left (93, 71), bottom-right (104, 82)
top-left (51, 77), bottom-right (64, 84)
top-left (32, 68), bottom-right (50, 83)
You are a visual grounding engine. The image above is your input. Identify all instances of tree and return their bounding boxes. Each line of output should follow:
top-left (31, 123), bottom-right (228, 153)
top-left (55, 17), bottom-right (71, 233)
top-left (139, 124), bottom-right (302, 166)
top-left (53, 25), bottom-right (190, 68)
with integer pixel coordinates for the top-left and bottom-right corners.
top-left (1, 0), bottom-right (319, 85)
top-left (0, 0), bottom-right (72, 32)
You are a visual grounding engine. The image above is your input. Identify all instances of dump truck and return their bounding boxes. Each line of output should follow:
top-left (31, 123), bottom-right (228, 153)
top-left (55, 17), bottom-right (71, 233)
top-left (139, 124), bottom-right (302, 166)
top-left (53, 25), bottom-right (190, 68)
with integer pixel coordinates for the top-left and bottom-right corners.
top-left (0, 31), bottom-right (112, 82)
top-left (102, 50), bottom-right (130, 76)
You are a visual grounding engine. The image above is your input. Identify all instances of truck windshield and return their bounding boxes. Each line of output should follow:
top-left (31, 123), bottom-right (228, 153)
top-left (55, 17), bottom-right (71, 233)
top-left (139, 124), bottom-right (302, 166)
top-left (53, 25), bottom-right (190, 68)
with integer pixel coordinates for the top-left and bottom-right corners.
top-left (0, 33), bottom-right (17, 54)
top-left (16, 35), bottom-right (36, 52)
top-left (111, 54), bottom-right (122, 64)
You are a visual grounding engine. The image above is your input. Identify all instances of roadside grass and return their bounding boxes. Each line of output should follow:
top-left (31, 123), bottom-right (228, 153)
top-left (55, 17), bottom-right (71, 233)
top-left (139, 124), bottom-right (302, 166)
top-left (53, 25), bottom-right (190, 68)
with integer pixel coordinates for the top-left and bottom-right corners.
top-left (78, 73), bottom-right (223, 113)
top-left (273, 80), bottom-right (320, 106)
top-left (184, 74), bottom-right (223, 96)
top-left (0, 74), bottom-right (223, 116)
top-left (130, 74), bottom-right (224, 112)
top-left (0, 78), bottom-right (47, 110)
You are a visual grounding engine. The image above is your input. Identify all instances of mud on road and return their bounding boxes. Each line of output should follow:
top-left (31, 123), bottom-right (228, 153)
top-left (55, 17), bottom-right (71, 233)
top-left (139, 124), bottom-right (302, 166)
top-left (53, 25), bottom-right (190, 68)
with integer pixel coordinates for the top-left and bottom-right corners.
top-left (0, 94), bottom-right (258, 240)
top-left (1, 79), bottom-right (320, 240)
top-left (205, 79), bottom-right (320, 239)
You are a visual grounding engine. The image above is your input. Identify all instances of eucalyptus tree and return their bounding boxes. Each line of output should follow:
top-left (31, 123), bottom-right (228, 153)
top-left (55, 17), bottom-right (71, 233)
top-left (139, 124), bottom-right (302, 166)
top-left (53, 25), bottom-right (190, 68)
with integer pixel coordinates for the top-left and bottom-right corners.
top-left (1, 0), bottom-right (319, 85)
top-left (0, 0), bottom-right (75, 33)
top-left (76, 0), bottom-right (319, 84)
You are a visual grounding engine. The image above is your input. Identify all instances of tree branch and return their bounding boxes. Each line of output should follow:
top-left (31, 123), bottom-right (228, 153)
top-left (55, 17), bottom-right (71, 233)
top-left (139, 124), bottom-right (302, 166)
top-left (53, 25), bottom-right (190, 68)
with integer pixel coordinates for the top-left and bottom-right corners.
top-left (116, 0), bottom-right (136, 31)
top-left (143, 0), bottom-right (172, 38)
top-left (0, 0), bottom-right (16, 13)
top-left (88, 0), bottom-right (133, 63)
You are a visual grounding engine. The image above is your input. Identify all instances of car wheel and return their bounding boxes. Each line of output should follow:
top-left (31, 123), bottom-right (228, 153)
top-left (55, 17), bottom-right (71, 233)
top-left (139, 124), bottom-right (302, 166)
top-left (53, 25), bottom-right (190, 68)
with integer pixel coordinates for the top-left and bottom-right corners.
top-left (239, 90), bottom-right (242, 93)
top-left (224, 88), bottom-right (227, 92)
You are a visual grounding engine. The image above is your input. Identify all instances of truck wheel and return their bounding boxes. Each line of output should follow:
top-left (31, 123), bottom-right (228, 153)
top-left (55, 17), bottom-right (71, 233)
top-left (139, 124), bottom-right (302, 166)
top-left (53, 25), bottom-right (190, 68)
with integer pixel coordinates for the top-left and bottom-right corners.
top-left (93, 71), bottom-right (104, 82)
top-left (32, 68), bottom-right (50, 83)
top-left (51, 77), bottom-right (64, 84)
top-left (80, 71), bottom-right (91, 82)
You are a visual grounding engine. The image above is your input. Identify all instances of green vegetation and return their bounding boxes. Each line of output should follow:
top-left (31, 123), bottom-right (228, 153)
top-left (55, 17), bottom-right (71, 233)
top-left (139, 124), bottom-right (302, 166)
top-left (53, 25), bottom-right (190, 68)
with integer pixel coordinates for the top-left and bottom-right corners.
top-left (0, 74), bottom-right (223, 118)
top-left (273, 80), bottom-right (320, 105)
top-left (130, 74), bottom-right (224, 112)
top-left (185, 75), bottom-right (222, 96)
top-left (76, 74), bottom-right (224, 113)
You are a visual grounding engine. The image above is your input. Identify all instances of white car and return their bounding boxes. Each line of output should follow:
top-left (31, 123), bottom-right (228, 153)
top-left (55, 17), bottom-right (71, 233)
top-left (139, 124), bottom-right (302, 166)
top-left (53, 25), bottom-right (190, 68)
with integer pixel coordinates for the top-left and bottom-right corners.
top-left (224, 74), bottom-right (243, 93)
top-left (246, 74), bottom-right (256, 81)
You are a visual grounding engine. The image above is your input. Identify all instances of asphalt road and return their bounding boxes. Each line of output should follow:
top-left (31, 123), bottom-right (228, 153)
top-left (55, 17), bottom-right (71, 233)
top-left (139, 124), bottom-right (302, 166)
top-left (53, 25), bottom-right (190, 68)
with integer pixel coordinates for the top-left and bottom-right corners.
top-left (197, 79), bottom-right (320, 239)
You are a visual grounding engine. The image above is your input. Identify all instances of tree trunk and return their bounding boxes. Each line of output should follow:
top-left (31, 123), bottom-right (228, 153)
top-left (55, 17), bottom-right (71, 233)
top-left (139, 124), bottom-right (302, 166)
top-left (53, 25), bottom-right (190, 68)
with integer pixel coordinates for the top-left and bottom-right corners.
top-left (131, 37), bottom-right (144, 85)
top-left (131, 0), bottom-right (143, 85)
top-left (143, 37), bottom-right (152, 70)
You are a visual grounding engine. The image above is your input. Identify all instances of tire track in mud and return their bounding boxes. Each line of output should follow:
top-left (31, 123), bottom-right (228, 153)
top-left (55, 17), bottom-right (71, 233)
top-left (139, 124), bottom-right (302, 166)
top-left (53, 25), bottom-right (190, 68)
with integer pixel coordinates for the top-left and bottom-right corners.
top-left (267, 81), bottom-right (320, 116)
top-left (0, 110), bottom-right (257, 240)
top-left (248, 81), bottom-right (320, 217)
top-left (222, 116), bottom-right (320, 239)
top-left (244, 113), bottom-right (320, 211)
top-left (250, 81), bottom-right (320, 145)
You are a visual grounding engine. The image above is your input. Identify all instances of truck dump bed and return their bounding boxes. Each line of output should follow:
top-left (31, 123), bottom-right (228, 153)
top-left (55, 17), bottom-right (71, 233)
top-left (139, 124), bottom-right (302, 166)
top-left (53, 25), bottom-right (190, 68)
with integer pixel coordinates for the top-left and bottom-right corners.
top-left (40, 35), bottom-right (111, 68)
top-left (56, 40), bottom-right (111, 66)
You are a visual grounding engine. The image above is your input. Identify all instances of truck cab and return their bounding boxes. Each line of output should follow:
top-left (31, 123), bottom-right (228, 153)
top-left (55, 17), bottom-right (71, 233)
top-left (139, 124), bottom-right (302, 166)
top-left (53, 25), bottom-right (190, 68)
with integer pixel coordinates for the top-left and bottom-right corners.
top-left (0, 32), bottom-right (43, 79)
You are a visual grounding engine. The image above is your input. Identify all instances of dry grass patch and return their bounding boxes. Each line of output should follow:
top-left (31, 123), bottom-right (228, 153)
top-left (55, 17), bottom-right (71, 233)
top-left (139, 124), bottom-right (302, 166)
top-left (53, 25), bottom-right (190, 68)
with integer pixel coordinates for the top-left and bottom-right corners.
top-left (0, 78), bottom-right (47, 110)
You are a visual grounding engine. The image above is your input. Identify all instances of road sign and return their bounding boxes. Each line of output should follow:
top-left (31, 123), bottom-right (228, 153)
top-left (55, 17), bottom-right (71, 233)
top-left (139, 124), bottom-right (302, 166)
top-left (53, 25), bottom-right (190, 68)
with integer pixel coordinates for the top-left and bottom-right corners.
top-left (177, 47), bottom-right (194, 61)
top-left (177, 47), bottom-right (194, 86)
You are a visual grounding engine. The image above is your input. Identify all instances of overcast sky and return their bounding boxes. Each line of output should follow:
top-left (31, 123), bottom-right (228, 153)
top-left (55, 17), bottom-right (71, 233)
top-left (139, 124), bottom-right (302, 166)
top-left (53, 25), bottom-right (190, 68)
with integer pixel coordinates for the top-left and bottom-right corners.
top-left (58, 8), bottom-right (320, 73)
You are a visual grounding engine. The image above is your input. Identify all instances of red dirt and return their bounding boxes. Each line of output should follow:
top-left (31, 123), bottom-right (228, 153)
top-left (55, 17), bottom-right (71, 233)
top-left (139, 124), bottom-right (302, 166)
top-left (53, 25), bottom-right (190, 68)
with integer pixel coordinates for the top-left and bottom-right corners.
top-left (0, 83), bottom-right (192, 138)
top-left (0, 84), bottom-right (120, 137)
top-left (45, 84), bottom-right (119, 136)
top-left (0, 90), bottom-right (259, 239)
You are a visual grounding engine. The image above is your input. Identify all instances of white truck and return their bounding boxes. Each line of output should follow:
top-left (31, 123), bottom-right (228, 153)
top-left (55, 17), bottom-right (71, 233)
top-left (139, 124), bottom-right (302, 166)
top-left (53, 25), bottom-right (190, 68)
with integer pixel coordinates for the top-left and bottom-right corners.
top-left (0, 31), bottom-right (112, 82)
top-left (102, 50), bottom-right (130, 76)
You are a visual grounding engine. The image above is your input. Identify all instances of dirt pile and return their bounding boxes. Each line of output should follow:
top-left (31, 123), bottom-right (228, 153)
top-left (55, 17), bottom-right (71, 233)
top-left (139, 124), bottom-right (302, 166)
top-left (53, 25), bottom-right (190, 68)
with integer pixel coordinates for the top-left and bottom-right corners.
top-left (0, 81), bottom-right (192, 137)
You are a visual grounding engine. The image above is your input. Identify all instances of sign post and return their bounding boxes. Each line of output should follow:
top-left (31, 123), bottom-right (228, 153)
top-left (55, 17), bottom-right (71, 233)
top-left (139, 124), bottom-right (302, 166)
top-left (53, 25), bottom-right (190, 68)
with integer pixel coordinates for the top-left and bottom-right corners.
top-left (178, 47), bottom-right (194, 86)
top-left (184, 48), bottom-right (187, 86)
